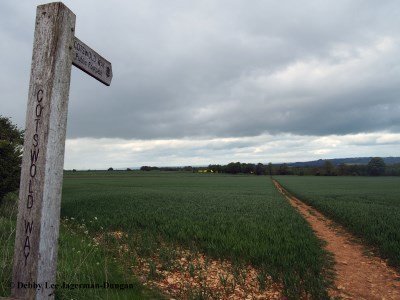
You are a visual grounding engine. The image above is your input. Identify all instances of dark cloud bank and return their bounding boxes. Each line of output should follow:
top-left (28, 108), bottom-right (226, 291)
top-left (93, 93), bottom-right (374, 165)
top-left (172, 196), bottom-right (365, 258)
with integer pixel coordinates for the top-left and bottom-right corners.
top-left (2, 1), bottom-right (400, 140)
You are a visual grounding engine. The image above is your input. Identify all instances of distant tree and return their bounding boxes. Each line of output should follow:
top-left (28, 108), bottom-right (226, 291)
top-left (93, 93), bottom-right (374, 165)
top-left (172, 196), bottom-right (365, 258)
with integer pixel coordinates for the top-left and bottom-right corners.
top-left (255, 163), bottom-right (265, 175)
top-left (107, 167), bottom-right (114, 171)
top-left (126, 168), bottom-right (132, 171)
top-left (323, 161), bottom-right (336, 176)
top-left (291, 166), bottom-right (305, 176)
top-left (267, 163), bottom-right (273, 176)
top-left (313, 168), bottom-right (321, 176)
top-left (208, 164), bottom-right (222, 173)
top-left (367, 157), bottom-right (386, 176)
top-left (140, 166), bottom-right (160, 171)
top-left (226, 162), bottom-right (241, 174)
top-left (72, 169), bottom-right (77, 172)
top-left (337, 163), bottom-right (347, 176)
top-left (242, 163), bottom-right (256, 174)
top-left (277, 163), bottom-right (290, 175)
top-left (386, 163), bottom-right (400, 176)
top-left (0, 116), bottom-right (24, 201)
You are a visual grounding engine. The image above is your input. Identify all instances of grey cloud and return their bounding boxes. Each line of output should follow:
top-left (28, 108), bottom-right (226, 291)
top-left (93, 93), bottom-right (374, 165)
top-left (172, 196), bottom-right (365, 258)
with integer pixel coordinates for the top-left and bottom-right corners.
top-left (2, 0), bottom-right (400, 140)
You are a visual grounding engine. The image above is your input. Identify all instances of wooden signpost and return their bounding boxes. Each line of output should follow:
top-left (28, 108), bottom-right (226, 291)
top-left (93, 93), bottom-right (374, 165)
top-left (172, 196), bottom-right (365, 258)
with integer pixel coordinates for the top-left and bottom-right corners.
top-left (11, 2), bottom-right (112, 299)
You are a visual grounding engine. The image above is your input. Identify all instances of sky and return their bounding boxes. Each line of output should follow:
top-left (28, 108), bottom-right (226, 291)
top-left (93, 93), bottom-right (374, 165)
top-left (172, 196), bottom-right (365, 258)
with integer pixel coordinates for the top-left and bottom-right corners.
top-left (1, 0), bottom-right (399, 169)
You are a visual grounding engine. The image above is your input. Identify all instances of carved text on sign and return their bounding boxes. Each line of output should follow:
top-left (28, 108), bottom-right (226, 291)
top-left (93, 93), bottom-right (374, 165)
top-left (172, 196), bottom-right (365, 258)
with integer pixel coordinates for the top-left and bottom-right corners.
top-left (72, 37), bottom-right (112, 86)
top-left (23, 88), bottom-right (44, 266)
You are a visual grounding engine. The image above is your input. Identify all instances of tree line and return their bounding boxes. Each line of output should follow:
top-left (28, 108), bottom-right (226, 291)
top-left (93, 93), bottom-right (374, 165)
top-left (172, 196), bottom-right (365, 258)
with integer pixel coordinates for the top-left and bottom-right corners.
top-left (141, 157), bottom-right (400, 176)
top-left (271, 158), bottom-right (399, 176)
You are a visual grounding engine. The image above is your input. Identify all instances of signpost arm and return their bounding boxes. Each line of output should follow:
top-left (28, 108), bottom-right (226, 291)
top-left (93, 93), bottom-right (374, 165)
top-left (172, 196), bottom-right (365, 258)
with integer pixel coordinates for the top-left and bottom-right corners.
top-left (12, 2), bottom-right (75, 299)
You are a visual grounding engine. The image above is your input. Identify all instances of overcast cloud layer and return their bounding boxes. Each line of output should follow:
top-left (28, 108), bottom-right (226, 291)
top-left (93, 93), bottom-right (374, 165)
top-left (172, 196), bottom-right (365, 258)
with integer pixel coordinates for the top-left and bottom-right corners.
top-left (1, 1), bottom-right (399, 167)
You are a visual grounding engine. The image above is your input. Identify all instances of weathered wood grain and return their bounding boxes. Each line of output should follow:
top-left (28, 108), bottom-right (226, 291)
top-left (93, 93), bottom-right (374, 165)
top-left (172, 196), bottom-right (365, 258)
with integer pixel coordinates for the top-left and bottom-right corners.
top-left (11, 2), bottom-right (76, 299)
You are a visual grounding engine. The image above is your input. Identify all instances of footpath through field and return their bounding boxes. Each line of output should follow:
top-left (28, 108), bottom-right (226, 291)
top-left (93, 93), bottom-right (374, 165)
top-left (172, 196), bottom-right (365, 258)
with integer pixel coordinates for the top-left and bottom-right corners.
top-left (273, 179), bottom-right (400, 300)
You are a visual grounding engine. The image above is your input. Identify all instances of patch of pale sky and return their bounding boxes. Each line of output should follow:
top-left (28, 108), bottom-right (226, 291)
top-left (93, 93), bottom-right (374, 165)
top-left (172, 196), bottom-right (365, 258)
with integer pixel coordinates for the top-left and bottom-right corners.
top-left (64, 132), bottom-right (400, 169)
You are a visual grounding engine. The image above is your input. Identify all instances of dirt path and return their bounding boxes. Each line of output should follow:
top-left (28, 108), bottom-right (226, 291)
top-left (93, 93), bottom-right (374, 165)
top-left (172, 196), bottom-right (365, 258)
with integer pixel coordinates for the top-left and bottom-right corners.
top-left (273, 179), bottom-right (400, 300)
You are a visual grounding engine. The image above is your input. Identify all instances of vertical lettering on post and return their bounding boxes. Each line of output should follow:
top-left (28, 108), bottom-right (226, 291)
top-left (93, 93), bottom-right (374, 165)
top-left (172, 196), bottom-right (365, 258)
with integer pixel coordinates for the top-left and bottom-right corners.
top-left (22, 88), bottom-right (44, 266)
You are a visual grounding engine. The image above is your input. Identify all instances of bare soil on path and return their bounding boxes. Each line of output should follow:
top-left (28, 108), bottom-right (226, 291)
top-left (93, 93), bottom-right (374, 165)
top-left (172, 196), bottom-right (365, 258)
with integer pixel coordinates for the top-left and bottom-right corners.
top-left (273, 179), bottom-right (400, 300)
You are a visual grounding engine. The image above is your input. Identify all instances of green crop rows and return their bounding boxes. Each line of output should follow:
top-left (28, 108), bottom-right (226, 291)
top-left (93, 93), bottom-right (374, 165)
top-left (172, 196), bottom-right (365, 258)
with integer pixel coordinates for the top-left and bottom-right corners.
top-left (274, 176), bottom-right (400, 270)
top-left (61, 171), bottom-right (332, 298)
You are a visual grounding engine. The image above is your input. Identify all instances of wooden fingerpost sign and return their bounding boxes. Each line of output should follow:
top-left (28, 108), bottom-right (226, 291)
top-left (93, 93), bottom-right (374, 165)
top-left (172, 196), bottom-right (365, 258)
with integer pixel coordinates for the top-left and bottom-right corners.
top-left (11, 2), bottom-right (112, 299)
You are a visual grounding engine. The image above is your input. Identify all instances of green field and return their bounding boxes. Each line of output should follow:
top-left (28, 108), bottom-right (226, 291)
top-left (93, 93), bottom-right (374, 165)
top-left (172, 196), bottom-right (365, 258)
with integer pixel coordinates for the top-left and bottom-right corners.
top-left (61, 171), bottom-right (332, 298)
top-left (8, 172), bottom-right (400, 298)
top-left (274, 176), bottom-right (400, 270)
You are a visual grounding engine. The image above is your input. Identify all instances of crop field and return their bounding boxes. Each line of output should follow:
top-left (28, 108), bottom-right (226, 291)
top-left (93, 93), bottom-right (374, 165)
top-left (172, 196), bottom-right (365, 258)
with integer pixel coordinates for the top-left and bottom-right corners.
top-left (274, 176), bottom-right (400, 270)
top-left (60, 171), bottom-right (332, 298)
top-left (3, 172), bottom-right (400, 298)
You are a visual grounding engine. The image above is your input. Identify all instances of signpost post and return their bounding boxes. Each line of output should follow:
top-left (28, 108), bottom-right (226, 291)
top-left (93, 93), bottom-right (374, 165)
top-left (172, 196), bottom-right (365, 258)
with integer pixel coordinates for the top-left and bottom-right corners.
top-left (11, 2), bottom-right (112, 299)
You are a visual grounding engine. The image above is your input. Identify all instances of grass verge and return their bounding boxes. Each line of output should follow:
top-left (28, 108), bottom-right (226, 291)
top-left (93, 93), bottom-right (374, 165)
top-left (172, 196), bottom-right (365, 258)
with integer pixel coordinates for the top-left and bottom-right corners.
top-left (0, 192), bottom-right (161, 300)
